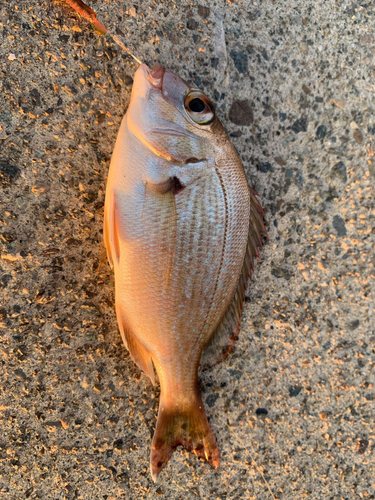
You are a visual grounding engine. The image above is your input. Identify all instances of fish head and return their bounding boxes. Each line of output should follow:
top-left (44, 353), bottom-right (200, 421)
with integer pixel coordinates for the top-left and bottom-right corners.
top-left (127, 63), bottom-right (220, 163)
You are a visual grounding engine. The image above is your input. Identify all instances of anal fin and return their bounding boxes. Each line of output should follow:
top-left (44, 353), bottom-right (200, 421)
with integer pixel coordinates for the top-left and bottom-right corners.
top-left (115, 303), bottom-right (155, 385)
top-left (200, 187), bottom-right (267, 370)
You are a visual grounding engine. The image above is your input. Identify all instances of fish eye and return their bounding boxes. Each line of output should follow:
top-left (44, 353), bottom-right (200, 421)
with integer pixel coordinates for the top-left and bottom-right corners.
top-left (184, 91), bottom-right (215, 125)
top-left (188, 98), bottom-right (205, 113)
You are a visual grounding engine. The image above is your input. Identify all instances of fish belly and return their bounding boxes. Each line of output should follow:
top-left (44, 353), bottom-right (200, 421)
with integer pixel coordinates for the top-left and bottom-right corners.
top-left (114, 163), bottom-right (227, 368)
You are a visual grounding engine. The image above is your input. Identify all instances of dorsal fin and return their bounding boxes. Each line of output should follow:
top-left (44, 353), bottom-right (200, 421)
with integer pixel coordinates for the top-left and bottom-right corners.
top-left (200, 187), bottom-right (267, 370)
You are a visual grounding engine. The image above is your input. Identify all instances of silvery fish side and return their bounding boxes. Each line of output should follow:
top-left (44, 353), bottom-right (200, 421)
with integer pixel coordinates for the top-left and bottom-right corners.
top-left (104, 63), bottom-right (266, 481)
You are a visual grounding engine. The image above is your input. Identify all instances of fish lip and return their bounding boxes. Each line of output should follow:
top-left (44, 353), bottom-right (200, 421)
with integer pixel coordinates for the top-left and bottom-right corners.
top-left (146, 63), bottom-right (166, 90)
top-left (144, 63), bottom-right (189, 95)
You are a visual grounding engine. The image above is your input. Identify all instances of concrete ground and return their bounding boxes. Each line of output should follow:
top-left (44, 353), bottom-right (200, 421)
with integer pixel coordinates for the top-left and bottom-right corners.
top-left (0, 0), bottom-right (374, 498)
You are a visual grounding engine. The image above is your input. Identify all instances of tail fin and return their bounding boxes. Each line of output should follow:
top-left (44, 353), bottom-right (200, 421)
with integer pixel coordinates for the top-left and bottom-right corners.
top-left (150, 390), bottom-right (220, 481)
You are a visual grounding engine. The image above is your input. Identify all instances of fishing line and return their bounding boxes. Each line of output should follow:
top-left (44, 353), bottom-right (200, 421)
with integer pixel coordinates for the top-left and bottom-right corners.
top-left (110, 32), bottom-right (143, 65)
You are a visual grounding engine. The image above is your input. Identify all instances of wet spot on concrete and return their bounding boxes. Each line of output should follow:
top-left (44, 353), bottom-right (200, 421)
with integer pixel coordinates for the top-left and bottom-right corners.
top-left (289, 385), bottom-right (302, 397)
top-left (206, 393), bottom-right (219, 408)
top-left (271, 266), bottom-right (291, 280)
top-left (187, 18), bottom-right (198, 30)
top-left (357, 439), bottom-right (368, 455)
top-left (257, 162), bottom-right (271, 173)
top-left (229, 100), bottom-right (253, 126)
top-left (0, 160), bottom-right (20, 187)
top-left (332, 215), bottom-right (347, 236)
top-left (197, 5), bottom-right (210, 18)
top-left (348, 319), bottom-right (359, 331)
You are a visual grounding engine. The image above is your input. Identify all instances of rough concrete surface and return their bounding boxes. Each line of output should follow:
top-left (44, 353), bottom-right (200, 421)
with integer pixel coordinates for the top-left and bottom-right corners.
top-left (0, 0), bottom-right (374, 498)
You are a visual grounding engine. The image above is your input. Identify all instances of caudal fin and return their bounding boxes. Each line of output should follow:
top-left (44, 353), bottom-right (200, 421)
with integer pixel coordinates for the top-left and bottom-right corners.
top-left (150, 390), bottom-right (220, 481)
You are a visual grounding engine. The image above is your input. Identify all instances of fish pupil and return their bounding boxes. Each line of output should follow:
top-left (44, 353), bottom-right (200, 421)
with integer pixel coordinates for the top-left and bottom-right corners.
top-left (189, 98), bottom-right (205, 113)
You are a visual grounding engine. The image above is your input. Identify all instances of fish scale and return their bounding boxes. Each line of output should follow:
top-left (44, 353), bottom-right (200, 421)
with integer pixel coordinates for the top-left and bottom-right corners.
top-left (199, 155), bottom-right (250, 346)
top-left (168, 170), bottom-right (225, 351)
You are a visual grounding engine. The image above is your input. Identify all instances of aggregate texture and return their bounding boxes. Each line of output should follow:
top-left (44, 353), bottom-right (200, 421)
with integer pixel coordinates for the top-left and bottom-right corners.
top-left (0, 0), bottom-right (374, 499)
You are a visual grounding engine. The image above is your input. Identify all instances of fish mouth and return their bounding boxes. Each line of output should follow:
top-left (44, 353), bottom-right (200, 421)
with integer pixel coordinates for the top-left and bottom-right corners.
top-left (147, 63), bottom-right (166, 90)
top-left (144, 63), bottom-right (190, 93)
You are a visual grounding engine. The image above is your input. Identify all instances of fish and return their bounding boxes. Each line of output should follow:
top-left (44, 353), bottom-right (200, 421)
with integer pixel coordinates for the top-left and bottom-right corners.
top-left (103, 63), bottom-right (267, 481)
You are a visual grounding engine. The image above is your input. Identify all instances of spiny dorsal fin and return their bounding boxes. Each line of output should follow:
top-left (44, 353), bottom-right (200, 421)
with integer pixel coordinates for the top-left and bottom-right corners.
top-left (200, 187), bottom-right (267, 370)
top-left (115, 303), bottom-right (156, 385)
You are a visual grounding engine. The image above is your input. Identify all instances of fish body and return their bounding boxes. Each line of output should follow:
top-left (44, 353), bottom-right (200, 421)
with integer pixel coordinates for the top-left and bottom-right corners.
top-left (104, 64), bottom-right (266, 480)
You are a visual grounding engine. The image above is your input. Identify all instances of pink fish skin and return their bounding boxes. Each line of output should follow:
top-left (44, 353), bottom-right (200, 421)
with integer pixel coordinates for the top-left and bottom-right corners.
top-left (104, 63), bottom-right (266, 480)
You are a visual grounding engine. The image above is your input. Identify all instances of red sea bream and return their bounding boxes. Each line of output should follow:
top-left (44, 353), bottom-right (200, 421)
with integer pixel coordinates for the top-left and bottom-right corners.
top-left (104, 63), bottom-right (266, 480)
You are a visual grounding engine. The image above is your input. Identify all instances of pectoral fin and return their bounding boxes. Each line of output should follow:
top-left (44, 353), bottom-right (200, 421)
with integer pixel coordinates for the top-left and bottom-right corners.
top-left (146, 177), bottom-right (185, 196)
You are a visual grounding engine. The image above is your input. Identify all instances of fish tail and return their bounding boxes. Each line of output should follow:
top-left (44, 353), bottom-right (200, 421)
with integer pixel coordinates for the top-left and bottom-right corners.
top-left (150, 389), bottom-right (220, 481)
